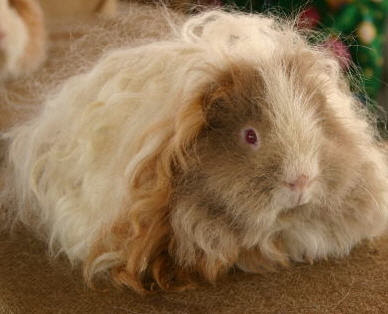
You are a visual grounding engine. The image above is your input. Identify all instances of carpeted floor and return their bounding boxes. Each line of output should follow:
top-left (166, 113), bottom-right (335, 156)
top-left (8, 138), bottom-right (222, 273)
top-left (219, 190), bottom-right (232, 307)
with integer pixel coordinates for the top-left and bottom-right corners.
top-left (1, 3), bottom-right (388, 313)
top-left (0, 228), bottom-right (387, 313)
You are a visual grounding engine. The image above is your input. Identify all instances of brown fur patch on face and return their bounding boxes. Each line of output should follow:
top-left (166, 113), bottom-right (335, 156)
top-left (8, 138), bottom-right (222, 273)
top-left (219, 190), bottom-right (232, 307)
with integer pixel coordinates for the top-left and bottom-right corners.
top-left (168, 61), bottom-right (289, 286)
top-left (174, 61), bottom-right (279, 224)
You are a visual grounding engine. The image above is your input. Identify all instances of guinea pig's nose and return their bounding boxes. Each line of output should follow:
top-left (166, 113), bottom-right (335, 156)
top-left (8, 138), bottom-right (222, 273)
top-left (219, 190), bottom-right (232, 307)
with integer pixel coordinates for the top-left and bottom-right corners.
top-left (0, 31), bottom-right (5, 41)
top-left (285, 175), bottom-right (310, 191)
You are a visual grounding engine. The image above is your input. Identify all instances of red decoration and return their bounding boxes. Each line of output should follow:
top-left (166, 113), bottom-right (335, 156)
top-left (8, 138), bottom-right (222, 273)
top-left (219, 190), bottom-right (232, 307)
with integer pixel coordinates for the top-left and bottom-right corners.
top-left (298, 6), bottom-right (321, 29)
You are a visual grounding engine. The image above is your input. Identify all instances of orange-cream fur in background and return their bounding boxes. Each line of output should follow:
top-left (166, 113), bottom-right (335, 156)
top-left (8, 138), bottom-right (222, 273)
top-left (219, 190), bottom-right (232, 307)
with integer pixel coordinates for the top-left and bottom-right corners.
top-left (0, 0), bottom-right (46, 79)
top-left (0, 0), bottom-right (118, 81)
top-left (1, 4), bottom-right (388, 293)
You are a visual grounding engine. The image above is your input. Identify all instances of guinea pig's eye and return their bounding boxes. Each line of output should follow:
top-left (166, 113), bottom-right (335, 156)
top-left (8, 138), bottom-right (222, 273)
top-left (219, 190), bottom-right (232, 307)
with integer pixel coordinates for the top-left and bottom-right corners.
top-left (241, 127), bottom-right (260, 149)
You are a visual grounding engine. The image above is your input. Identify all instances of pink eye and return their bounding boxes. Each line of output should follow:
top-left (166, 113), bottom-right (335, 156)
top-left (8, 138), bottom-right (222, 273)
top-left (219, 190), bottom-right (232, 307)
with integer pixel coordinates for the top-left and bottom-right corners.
top-left (245, 129), bottom-right (257, 144)
top-left (242, 127), bottom-right (260, 149)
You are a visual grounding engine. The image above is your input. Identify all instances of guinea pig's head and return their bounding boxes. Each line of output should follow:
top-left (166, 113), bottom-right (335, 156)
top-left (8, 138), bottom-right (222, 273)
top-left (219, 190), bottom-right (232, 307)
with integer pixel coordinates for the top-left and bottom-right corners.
top-left (0, 0), bottom-right (45, 79)
top-left (170, 45), bottom-right (375, 277)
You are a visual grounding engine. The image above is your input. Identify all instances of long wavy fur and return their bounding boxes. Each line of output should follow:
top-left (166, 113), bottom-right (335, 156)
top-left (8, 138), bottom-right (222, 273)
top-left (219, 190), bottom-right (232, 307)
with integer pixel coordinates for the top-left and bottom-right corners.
top-left (2, 6), bottom-right (388, 293)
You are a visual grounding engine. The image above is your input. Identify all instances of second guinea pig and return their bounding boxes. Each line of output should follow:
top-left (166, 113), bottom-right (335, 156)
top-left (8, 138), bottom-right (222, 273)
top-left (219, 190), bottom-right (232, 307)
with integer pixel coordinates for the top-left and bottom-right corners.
top-left (0, 0), bottom-right (46, 80)
top-left (2, 8), bottom-right (388, 293)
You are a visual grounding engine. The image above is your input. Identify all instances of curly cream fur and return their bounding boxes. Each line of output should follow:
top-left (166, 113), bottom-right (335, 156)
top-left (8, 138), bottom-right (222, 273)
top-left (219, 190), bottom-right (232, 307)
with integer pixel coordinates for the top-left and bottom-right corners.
top-left (2, 6), bottom-right (388, 293)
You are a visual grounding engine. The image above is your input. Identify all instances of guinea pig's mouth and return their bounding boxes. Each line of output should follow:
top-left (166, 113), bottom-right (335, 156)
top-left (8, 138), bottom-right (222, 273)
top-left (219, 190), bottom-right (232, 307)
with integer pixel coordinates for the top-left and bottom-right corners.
top-left (291, 191), bottom-right (311, 207)
top-left (271, 187), bottom-right (315, 213)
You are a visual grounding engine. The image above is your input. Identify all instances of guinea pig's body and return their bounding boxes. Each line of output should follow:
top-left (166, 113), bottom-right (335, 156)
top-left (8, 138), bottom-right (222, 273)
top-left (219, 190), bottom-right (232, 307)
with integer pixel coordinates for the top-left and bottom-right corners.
top-left (3, 8), bottom-right (388, 293)
top-left (0, 0), bottom-right (46, 79)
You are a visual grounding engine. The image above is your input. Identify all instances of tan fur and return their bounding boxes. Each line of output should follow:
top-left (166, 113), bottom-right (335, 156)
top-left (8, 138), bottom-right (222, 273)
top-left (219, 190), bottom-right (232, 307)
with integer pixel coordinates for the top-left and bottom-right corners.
top-left (38, 0), bottom-right (117, 20)
top-left (1, 6), bottom-right (388, 294)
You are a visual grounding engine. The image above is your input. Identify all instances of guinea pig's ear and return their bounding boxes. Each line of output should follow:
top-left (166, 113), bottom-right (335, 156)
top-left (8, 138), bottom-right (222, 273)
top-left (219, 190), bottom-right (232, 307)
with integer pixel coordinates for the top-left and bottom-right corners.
top-left (200, 64), bottom-right (262, 129)
top-left (201, 83), bottom-right (231, 128)
top-left (200, 64), bottom-right (245, 128)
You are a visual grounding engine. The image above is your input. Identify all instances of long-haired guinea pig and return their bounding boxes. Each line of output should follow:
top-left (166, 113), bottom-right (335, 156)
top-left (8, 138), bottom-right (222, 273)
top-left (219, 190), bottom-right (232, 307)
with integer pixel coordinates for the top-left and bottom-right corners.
top-left (0, 0), bottom-right (46, 80)
top-left (2, 9), bottom-right (388, 293)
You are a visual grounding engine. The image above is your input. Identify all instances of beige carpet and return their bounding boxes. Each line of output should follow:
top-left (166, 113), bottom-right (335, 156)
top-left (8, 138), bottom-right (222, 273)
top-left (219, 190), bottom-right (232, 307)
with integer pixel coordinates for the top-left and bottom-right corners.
top-left (0, 228), bottom-right (387, 313)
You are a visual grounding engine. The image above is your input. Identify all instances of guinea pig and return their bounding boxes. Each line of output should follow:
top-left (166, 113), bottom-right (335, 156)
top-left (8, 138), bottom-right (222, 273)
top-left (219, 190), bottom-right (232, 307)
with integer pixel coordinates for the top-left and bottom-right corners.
top-left (2, 9), bottom-right (388, 293)
top-left (0, 0), bottom-right (46, 80)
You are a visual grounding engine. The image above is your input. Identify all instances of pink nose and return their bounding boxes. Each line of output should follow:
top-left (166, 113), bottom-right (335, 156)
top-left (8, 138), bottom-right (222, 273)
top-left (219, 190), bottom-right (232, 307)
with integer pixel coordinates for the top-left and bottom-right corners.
top-left (0, 31), bottom-right (5, 40)
top-left (285, 175), bottom-right (310, 191)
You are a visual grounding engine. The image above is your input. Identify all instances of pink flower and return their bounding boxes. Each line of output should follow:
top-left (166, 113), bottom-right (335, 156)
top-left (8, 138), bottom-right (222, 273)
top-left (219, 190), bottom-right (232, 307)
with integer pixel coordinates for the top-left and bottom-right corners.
top-left (324, 37), bottom-right (352, 68)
